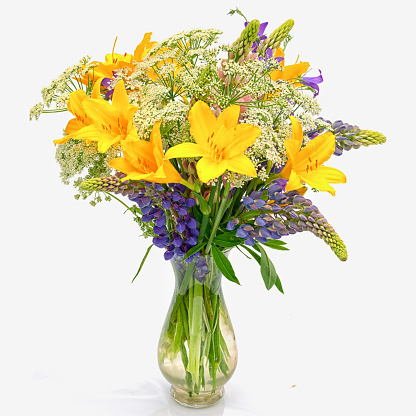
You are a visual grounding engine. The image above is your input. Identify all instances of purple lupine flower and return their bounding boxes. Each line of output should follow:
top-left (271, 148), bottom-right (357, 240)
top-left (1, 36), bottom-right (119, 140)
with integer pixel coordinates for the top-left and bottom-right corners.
top-left (243, 197), bottom-right (254, 206)
top-left (154, 216), bottom-right (166, 227)
top-left (177, 206), bottom-right (188, 216)
top-left (164, 250), bottom-right (175, 261)
top-left (153, 236), bottom-right (170, 248)
top-left (187, 217), bottom-right (198, 229)
top-left (185, 198), bottom-right (196, 208)
top-left (172, 235), bottom-right (183, 247)
top-left (171, 192), bottom-right (182, 201)
top-left (142, 213), bottom-right (155, 222)
top-left (244, 236), bottom-right (256, 246)
top-left (189, 228), bottom-right (199, 237)
top-left (176, 219), bottom-right (186, 233)
top-left (249, 191), bottom-right (263, 199)
top-left (236, 227), bottom-right (248, 238)
top-left (254, 199), bottom-right (266, 208)
top-left (227, 218), bottom-right (240, 231)
top-left (161, 198), bottom-right (171, 209)
top-left (153, 225), bottom-right (166, 235)
top-left (227, 220), bottom-right (236, 231)
top-left (186, 236), bottom-right (198, 246)
top-left (255, 217), bottom-right (267, 227)
top-left (301, 70), bottom-right (323, 97)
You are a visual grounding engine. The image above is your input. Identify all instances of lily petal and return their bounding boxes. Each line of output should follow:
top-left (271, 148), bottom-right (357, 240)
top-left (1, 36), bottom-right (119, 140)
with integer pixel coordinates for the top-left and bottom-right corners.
top-left (285, 170), bottom-right (303, 192)
top-left (165, 142), bottom-right (205, 159)
top-left (226, 154), bottom-right (257, 178)
top-left (109, 156), bottom-right (137, 174)
top-left (223, 124), bottom-right (261, 158)
top-left (111, 79), bottom-right (130, 113)
top-left (188, 101), bottom-right (217, 146)
top-left (316, 166), bottom-right (347, 184)
top-left (196, 157), bottom-right (227, 183)
top-left (293, 132), bottom-right (335, 172)
top-left (216, 105), bottom-right (240, 131)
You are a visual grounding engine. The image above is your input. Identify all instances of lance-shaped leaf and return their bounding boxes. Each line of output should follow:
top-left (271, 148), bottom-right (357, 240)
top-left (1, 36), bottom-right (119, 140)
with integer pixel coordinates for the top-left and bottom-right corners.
top-left (212, 245), bottom-right (240, 285)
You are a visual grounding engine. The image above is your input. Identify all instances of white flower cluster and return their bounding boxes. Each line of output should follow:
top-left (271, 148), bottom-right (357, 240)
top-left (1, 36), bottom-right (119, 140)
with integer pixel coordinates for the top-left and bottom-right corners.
top-left (29, 102), bottom-right (44, 121)
top-left (150, 28), bottom-right (223, 55)
top-left (55, 140), bottom-right (120, 185)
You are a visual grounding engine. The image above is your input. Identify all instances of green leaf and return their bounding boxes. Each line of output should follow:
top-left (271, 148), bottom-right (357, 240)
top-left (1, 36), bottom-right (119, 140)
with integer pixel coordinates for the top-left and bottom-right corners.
top-left (193, 193), bottom-right (211, 215)
top-left (131, 244), bottom-right (153, 283)
top-left (274, 273), bottom-right (284, 294)
top-left (213, 232), bottom-right (244, 248)
top-left (241, 245), bottom-right (284, 294)
top-left (240, 245), bottom-right (261, 263)
top-left (236, 245), bottom-right (251, 259)
top-left (260, 240), bottom-right (289, 251)
top-left (212, 245), bottom-right (240, 285)
top-left (183, 242), bottom-right (206, 260)
top-left (192, 205), bottom-right (203, 224)
top-left (256, 244), bottom-right (277, 290)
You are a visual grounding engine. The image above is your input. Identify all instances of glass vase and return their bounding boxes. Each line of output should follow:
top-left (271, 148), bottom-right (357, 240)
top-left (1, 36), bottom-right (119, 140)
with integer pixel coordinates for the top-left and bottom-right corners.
top-left (158, 252), bottom-right (237, 408)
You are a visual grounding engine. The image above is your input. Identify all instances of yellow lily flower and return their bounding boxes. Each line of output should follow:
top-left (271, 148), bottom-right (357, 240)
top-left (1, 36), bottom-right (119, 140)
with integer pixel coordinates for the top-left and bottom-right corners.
top-left (165, 101), bottom-right (261, 183)
top-left (74, 78), bottom-right (139, 153)
top-left (53, 80), bottom-right (102, 145)
top-left (280, 117), bottom-right (346, 196)
top-left (81, 33), bottom-right (156, 84)
top-left (109, 121), bottom-right (183, 184)
top-left (270, 47), bottom-right (309, 85)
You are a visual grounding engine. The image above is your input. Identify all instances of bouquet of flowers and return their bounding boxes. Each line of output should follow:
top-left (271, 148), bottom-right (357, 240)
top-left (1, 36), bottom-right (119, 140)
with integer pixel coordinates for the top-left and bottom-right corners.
top-left (30, 10), bottom-right (385, 407)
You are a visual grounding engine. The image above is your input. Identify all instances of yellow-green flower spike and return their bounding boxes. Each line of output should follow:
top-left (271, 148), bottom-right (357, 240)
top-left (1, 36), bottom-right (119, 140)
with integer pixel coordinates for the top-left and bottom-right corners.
top-left (229, 19), bottom-right (260, 62)
top-left (358, 130), bottom-right (387, 147)
top-left (258, 19), bottom-right (295, 55)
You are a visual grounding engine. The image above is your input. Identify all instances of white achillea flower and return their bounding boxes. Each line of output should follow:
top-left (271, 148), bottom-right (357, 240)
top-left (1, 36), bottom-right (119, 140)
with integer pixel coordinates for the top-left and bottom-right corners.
top-left (29, 102), bottom-right (44, 120)
top-left (56, 92), bottom-right (70, 109)
top-left (31, 25), bottom-right (329, 191)
top-left (150, 28), bottom-right (222, 55)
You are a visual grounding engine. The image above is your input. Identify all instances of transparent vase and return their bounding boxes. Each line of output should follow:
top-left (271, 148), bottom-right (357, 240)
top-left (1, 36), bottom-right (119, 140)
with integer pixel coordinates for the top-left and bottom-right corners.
top-left (157, 252), bottom-right (237, 408)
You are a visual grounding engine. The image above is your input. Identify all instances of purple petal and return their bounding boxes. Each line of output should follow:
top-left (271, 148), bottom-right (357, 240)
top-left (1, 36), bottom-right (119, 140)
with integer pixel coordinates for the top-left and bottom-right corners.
top-left (153, 236), bottom-right (169, 248)
top-left (236, 227), bottom-right (248, 238)
top-left (153, 225), bottom-right (166, 235)
top-left (258, 22), bottom-right (268, 37)
top-left (187, 218), bottom-right (198, 229)
top-left (164, 250), bottom-right (175, 261)
top-left (226, 220), bottom-right (236, 231)
top-left (176, 221), bottom-right (186, 233)
top-left (185, 198), bottom-right (196, 207)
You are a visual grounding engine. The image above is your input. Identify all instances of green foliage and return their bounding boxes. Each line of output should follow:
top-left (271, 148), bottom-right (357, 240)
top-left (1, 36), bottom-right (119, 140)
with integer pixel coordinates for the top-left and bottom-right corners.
top-left (131, 244), bottom-right (153, 283)
top-left (212, 245), bottom-right (240, 285)
top-left (213, 232), bottom-right (244, 248)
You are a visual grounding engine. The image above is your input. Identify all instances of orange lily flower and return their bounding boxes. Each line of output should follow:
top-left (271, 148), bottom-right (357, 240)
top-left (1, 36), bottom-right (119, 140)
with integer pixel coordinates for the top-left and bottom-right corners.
top-left (165, 101), bottom-right (261, 183)
top-left (80, 33), bottom-right (156, 85)
top-left (74, 78), bottom-right (139, 153)
top-left (280, 117), bottom-right (346, 196)
top-left (109, 121), bottom-right (183, 184)
top-left (270, 47), bottom-right (309, 86)
top-left (53, 80), bottom-right (102, 145)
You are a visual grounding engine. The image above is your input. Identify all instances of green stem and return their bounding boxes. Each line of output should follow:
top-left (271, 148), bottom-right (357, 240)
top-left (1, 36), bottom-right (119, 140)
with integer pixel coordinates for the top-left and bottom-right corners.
top-left (104, 192), bottom-right (140, 220)
top-left (205, 181), bottom-right (231, 254)
top-left (198, 180), bottom-right (218, 247)
top-left (187, 276), bottom-right (204, 389)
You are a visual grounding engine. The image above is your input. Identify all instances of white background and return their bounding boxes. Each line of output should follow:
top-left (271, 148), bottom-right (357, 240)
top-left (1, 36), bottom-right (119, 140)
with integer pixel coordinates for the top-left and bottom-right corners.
top-left (1, 0), bottom-right (415, 415)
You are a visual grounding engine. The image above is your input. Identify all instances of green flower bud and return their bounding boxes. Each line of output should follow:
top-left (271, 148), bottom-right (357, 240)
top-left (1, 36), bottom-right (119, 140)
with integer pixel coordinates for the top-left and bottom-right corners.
top-left (358, 130), bottom-right (387, 146)
top-left (258, 19), bottom-right (294, 55)
top-left (230, 19), bottom-right (260, 62)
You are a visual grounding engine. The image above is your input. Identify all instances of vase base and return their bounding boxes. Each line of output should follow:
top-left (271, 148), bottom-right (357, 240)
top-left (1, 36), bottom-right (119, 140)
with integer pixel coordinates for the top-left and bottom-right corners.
top-left (170, 385), bottom-right (224, 408)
